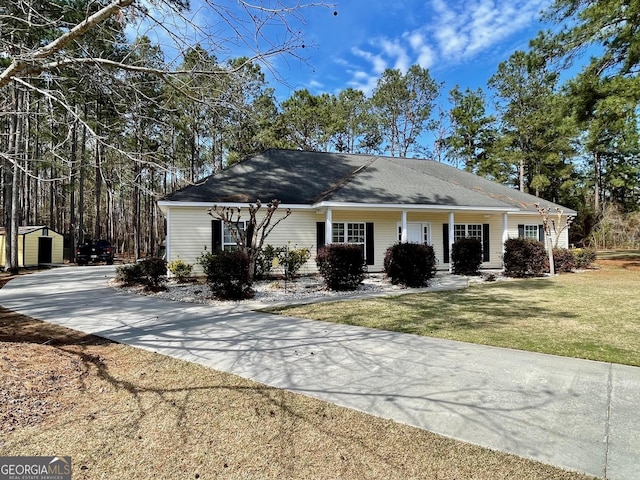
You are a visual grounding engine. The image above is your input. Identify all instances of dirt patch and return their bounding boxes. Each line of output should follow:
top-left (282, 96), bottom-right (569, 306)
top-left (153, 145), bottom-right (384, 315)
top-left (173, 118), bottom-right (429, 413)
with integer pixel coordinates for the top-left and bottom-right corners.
top-left (1, 342), bottom-right (86, 432)
top-left (0, 307), bottom-right (113, 433)
top-left (596, 259), bottom-right (640, 270)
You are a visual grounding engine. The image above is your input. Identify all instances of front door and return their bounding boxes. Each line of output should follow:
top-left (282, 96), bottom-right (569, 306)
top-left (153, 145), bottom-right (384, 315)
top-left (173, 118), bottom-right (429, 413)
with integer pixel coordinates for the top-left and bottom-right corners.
top-left (407, 223), bottom-right (423, 243)
top-left (406, 223), bottom-right (431, 244)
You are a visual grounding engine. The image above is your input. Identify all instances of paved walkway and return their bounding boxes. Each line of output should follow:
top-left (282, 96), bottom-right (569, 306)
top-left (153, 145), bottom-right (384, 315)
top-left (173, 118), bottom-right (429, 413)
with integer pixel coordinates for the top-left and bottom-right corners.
top-left (1, 266), bottom-right (639, 479)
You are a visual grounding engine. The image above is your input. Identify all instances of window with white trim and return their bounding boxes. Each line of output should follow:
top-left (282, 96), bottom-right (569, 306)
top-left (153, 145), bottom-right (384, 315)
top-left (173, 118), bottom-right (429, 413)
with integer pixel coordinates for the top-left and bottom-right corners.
top-left (523, 224), bottom-right (539, 240)
top-left (454, 224), bottom-right (483, 242)
top-left (333, 222), bottom-right (366, 246)
top-left (223, 221), bottom-right (246, 250)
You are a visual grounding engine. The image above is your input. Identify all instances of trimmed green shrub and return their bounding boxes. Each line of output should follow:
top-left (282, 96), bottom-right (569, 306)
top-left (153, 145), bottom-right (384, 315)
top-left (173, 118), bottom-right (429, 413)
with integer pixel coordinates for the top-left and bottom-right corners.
top-left (256, 245), bottom-right (311, 280)
top-left (168, 259), bottom-right (193, 283)
top-left (316, 244), bottom-right (365, 291)
top-left (503, 238), bottom-right (548, 277)
top-left (553, 248), bottom-right (576, 273)
top-left (116, 258), bottom-right (167, 291)
top-left (115, 262), bottom-right (144, 286)
top-left (383, 243), bottom-right (437, 287)
top-left (451, 238), bottom-right (483, 275)
top-left (280, 246), bottom-right (311, 280)
top-left (256, 244), bottom-right (280, 279)
top-left (574, 248), bottom-right (597, 269)
top-left (138, 257), bottom-right (168, 291)
top-left (198, 250), bottom-right (254, 300)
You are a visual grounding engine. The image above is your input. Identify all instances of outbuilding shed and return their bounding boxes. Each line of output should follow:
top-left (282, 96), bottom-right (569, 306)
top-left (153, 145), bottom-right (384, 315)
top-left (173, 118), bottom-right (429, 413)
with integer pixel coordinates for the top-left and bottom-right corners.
top-left (0, 226), bottom-right (64, 267)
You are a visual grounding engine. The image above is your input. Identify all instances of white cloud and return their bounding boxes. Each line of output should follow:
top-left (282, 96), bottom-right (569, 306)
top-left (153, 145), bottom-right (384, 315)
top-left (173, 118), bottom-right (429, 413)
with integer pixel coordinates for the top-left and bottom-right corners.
top-left (308, 79), bottom-right (325, 91)
top-left (406, 32), bottom-right (436, 69)
top-left (332, 0), bottom-right (549, 97)
top-left (351, 47), bottom-right (388, 74)
top-left (378, 38), bottom-right (411, 72)
top-left (347, 70), bottom-right (381, 95)
top-left (428, 0), bottom-right (550, 60)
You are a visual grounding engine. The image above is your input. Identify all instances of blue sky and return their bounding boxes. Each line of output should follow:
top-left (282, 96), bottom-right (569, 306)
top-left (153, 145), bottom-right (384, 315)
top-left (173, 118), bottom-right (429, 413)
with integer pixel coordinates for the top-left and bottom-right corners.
top-left (269, 0), bottom-right (554, 101)
top-left (133, 0), bottom-right (558, 104)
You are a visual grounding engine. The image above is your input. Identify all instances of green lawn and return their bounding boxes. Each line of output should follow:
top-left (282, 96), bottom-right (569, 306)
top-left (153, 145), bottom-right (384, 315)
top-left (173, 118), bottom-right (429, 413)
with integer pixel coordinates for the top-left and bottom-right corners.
top-left (270, 258), bottom-right (640, 366)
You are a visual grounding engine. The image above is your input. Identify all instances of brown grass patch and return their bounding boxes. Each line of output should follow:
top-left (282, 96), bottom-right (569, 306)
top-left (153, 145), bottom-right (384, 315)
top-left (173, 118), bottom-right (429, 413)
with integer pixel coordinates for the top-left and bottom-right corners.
top-left (596, 259), bottom-right (640, 270)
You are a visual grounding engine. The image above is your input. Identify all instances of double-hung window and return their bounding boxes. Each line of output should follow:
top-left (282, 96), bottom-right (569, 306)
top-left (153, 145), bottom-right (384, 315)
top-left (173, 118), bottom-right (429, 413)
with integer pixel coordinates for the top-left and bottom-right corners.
top-left (454, 224), bottom-right (483, 242)
top-left (222, 221), bottom-right (246, 250)
top-left (523, 224), bottom-right (539, 240)
top-left (332, 222), bottom-right (366, 247)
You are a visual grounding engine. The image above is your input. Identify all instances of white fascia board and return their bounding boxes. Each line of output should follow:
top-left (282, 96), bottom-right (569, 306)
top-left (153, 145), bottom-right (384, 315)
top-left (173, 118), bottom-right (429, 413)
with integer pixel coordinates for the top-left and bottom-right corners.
top-left (510, 210), bottom-right (577, 217)
top-left (314, 201), bottom-right (520, 213)
top-left (157, 200), bottom-right (521, 213)
top-left (157, 201), bottom-right (314, 210)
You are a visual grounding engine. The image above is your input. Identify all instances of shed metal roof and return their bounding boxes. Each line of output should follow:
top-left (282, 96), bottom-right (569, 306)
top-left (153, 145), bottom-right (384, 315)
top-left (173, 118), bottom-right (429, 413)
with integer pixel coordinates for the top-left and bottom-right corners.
top-left (0, 226), bottom-right (50, 236)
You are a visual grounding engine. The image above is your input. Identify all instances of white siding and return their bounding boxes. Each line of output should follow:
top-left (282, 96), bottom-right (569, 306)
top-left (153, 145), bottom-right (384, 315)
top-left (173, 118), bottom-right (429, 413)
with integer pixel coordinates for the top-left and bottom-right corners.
top-left (166, 206), bottom-right (573, 275)
top-left (167, 207), bottom-right (322, 275)
top-left (167, 207), bottom-right (214, 274)
top-left (506, 215), bottom-right (571, 249)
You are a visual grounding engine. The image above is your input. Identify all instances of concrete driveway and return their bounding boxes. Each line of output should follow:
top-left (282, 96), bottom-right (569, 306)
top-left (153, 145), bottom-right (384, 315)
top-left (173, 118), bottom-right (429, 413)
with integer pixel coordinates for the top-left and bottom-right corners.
top-left (1, 266), bottom-right (639, 479)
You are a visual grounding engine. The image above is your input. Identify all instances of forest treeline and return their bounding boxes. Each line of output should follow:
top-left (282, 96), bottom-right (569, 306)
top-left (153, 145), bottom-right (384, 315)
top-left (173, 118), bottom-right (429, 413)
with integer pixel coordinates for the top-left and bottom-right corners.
top-left (1, 0), bottom-right (640, 270)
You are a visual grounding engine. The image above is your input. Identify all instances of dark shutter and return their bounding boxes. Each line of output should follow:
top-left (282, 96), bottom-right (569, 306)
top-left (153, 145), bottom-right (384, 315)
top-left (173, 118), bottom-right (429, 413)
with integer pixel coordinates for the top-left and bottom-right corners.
top-left (212, 220), bottom-right (222, 252)
top-left (482, 223), bottom-right (490, 262)
top-left (443, 223), bottom-right (449, 264)
top-left (316, 222), bottom-right (326, 251)
top-left (518, 224), bottom-right (524, 238)
top-left (365, 222), bottom-right (374, 265)
top-left (245, 223), bottom-right (255, 248)
top-left (538, 225), bottom-right (545, 243)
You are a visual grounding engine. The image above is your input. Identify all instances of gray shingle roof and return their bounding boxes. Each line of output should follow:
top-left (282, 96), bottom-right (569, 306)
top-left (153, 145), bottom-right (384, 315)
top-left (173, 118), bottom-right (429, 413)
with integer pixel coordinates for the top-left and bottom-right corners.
top-left (162, 149), bottom-right (576, 214)
top-left (0, 226), bottom-right (48, 236)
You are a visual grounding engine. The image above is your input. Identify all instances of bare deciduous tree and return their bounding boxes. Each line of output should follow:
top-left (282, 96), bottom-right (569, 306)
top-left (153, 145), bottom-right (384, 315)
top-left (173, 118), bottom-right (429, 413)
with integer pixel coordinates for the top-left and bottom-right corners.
top-left (208, 199), bottom-right (292, 283)
top-left (1, 0), bottom-right (329, 272)
top-left (535, 203), bottom-right (575, 275)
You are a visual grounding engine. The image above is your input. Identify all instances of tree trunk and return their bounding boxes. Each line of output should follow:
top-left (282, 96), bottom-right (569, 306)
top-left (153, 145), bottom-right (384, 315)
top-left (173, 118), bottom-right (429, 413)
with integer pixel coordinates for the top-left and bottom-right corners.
top-left (7, 88), bottom-right (23, 274)
top-left (94, 143), bottom-right (102, 239)
top-left (70, 106), bottom-right (78, 257)
top-left (594, 152), bottom-right (601, 213)
top-left (78, 109), bottom-right (87, 245)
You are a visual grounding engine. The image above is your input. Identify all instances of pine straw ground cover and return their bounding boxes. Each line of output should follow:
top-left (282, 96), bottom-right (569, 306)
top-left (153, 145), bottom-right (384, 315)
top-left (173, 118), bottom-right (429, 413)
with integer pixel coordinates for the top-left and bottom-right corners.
top-left (0, 280), bottom-right (594, 479)
top-left (272, 254), bottom-right (640, 367)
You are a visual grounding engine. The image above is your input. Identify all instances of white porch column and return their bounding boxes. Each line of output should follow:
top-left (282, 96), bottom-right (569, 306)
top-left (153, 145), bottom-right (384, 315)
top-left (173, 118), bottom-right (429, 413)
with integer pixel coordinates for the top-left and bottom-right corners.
top-left (401, 211), bottom-right (408, 243)
top-left (502, 213), bottom-right (509, 270)
top-left (502, 213), bottom-right (509, 254)
top-left (448, 212), bottom-right (455, 273)
top-left (325, 208), bottom-right (333, 245)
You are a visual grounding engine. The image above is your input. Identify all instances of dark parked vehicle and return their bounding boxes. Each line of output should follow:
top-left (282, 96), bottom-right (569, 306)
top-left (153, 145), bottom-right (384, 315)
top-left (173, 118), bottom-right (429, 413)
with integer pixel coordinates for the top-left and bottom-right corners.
top-left (76, 239), bottom-right (115, 265)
